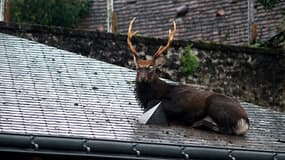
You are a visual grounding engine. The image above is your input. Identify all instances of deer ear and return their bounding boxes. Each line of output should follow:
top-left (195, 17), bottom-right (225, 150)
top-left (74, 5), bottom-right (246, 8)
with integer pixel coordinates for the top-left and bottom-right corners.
top-left (153, 55), bottom-right (165, 67)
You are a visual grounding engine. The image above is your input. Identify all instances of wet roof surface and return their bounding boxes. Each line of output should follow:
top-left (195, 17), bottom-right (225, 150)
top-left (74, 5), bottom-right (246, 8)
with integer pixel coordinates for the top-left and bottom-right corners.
top-left (0, 33), bottom-right (284, 152)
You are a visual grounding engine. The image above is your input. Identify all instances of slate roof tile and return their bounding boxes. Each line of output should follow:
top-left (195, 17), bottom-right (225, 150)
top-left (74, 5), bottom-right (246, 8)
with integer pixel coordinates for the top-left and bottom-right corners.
top-left (79, 0), bottom-right (285, 45)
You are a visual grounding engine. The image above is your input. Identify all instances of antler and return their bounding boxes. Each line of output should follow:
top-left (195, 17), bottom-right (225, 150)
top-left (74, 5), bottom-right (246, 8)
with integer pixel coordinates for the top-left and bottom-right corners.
top-left (153, 21), bottom-right (176, 59)
top-left (127, 17), bottom-right (139, 60)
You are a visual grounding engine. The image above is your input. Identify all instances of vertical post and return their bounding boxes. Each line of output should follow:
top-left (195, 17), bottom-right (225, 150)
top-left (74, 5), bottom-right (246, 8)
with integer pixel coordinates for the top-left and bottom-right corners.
top-left (112, 11), bottom-right (117, 33)
top-left (4, 0), bottom-right (9, 22)
top-left (106, 0), bottom-right (113, 32)
top-left (0, 0), bottom-right (4, 21)
top-left (248, 0), bottom-right (255, 44)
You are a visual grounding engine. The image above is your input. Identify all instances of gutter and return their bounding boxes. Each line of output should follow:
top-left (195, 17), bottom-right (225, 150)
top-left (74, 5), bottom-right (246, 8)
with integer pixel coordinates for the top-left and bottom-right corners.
top-left (0, 133), bottom-right (284, 160)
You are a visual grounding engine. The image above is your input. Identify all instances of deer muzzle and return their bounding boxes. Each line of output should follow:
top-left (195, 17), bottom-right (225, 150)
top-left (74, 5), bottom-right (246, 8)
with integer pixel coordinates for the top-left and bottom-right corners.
top-left (136, 68), bottom-right (154, 82)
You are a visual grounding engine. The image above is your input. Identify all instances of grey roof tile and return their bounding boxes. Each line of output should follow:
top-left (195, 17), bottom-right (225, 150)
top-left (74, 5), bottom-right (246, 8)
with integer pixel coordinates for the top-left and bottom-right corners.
top-left (0, 33), bottom-right (284, 152)
top-left (78, 0), bottom-right (285, 45)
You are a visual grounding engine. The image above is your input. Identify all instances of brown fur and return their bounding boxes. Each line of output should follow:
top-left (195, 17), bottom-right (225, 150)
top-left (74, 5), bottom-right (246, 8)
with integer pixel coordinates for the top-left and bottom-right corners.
top-left (135, 73), bottom-right (249, 135)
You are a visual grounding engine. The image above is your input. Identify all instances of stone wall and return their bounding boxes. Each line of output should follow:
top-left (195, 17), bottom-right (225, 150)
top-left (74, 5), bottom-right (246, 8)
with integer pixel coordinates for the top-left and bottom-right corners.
top-left (1, 22), bottom-right (284, 111)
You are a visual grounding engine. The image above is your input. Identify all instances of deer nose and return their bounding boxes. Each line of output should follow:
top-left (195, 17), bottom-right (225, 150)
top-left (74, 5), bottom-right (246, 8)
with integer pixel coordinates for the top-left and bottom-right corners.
top-left (137, 69), bottom-right (149, 82)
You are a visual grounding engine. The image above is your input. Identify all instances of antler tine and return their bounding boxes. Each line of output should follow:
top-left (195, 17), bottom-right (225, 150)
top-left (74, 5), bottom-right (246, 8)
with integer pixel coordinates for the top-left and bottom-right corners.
top-left (153, 21), bottom-right (176, 59)
top-left (127, 17), bottom-right (139, 59)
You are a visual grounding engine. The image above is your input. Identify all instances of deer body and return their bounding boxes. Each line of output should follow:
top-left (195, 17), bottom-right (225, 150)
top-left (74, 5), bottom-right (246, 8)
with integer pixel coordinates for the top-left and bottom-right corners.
top-left (128, 18), bottom-right (249, 135)
top-left (136, 78), bottom-right (209, 124)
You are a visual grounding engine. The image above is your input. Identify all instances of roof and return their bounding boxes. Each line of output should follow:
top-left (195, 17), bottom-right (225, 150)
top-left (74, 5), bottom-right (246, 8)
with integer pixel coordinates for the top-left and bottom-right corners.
top-left (79, 0), bottom-right (285, 45)
top-left (0, 32), bottom-right (284, 159)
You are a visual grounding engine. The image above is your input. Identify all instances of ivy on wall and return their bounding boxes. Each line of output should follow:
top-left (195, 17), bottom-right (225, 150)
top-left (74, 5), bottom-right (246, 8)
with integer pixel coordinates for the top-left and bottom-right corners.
top-left (9, 0), bottom-right (91, 28)
top-left (181, 44), bottom-right (199, 75)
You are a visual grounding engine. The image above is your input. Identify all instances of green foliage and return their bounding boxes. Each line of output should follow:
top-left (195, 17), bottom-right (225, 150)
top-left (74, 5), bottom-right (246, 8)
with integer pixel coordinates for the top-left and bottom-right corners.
top-left (10, 0), bottom-right (91, 28)
top-left (181, 44), bottom-right (199, 75)
top-left (257, 0), bottom-right (280, 9)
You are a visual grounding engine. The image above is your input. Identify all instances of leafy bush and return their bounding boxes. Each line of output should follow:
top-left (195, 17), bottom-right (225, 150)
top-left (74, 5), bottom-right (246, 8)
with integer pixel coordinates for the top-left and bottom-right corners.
top-left (10, 0), bottom-right (91, 28)
top-left (181, 44), bottom-right (199, 75)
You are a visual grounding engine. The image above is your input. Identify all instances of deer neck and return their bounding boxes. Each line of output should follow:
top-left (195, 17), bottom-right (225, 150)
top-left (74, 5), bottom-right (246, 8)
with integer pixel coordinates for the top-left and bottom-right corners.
top-left (135, 77), bottom-right (173, 110)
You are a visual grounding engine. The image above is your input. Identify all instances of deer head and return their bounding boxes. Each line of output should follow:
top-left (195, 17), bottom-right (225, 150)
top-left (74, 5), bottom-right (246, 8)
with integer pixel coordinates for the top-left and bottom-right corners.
top-left (127, 17), bottom-right (176, 82)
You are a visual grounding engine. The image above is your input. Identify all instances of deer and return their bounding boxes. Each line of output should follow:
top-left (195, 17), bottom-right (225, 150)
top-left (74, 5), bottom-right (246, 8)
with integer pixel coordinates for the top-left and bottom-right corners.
top-left (127, 17), bottom-right (249, 136)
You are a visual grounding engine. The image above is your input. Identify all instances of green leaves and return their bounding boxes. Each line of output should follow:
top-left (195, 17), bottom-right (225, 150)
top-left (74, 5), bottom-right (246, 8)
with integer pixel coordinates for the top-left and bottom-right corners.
top-left (10, 0), bottom-right (91, 28)
top-left (181, 44), bottom-right (199, 75)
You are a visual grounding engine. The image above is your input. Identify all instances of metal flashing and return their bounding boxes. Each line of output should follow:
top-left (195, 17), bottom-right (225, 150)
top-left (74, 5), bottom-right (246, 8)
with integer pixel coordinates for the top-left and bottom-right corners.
top-left (0, 133), bottom-right (284, 160)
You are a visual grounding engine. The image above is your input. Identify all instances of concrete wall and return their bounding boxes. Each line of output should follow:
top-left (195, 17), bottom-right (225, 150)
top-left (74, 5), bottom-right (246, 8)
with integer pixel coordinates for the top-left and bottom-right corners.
top-left (1, 22), bottom-right (284, 111)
